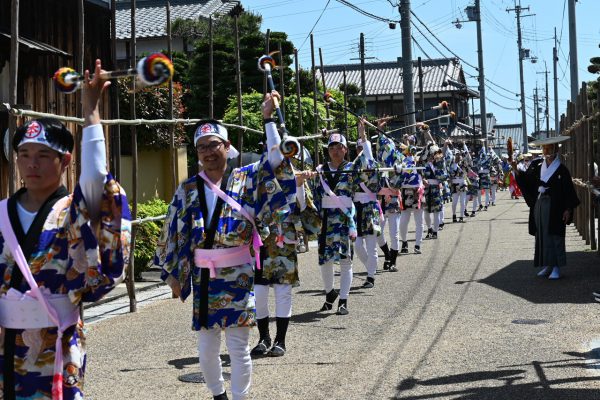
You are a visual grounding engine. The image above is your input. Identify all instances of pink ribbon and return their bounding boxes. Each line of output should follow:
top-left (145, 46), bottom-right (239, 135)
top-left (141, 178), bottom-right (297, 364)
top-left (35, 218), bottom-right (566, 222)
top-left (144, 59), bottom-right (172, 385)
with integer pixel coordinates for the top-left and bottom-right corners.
top-left (0, 200), bottom-right (70, 400)
top-left (198, 172), bottom-right (262, 271)
top-left (359, 182), bottom-right (384, 223)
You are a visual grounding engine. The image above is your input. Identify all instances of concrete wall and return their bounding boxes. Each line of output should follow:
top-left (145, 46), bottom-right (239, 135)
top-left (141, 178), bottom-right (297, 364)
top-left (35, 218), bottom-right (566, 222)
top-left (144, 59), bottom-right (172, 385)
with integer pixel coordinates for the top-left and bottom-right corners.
top-left (120, 146), bottom-right (188, 204)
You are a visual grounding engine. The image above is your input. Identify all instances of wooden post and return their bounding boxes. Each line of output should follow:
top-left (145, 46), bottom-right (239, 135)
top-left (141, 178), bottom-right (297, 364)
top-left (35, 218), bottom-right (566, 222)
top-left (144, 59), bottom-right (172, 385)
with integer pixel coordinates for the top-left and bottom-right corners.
top-left (318, 48), bottom-right (331, 130)
top-left (294, 49), bottom-right (304, 169)
top-left (278, 42), bottom-right (285, 120)
top-left (208, 16), bottom-right (214, 119)
top-left (310, 34), bottom-right (319, 166)
top-left (110, 0), bottom-right (121, 180)
top-left (127, 0), bottom-right (138, 312)
top-left (233, 12), bottom-right (243, 168)
top-left (343, 67), bottom-right (348, 135)
top-left (8, 0), bottom-right (20, 196)
top-left (167, 2), bottom-right (176, 196)
top-left (264, 29), bottom-right (270, 95)
top-left (418, 57), bottom-right (425, 122)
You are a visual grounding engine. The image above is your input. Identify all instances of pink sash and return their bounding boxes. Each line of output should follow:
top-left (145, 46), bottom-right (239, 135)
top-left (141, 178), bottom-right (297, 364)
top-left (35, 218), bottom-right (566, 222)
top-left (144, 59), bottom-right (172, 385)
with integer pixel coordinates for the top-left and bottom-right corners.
top-left (359, 182), bottom-right (384, 222)
top-left (319, 172), bottom-right (352, 212)
top-left (198, 172), bottom-right (263, 271)
top-left (0, 199), bottom-right (76, 400)
top-left (194, 245), bottom-right (253, 278)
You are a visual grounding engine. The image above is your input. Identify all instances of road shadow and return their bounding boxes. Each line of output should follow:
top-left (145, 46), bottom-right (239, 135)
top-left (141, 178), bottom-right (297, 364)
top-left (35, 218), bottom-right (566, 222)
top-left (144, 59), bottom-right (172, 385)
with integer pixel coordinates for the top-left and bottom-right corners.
top-left (394, 350), bottom-right (600, 399)
top-left (479, 251), bottom-right (600, 304)
top-left (168, 355), bottom-right (230, 370)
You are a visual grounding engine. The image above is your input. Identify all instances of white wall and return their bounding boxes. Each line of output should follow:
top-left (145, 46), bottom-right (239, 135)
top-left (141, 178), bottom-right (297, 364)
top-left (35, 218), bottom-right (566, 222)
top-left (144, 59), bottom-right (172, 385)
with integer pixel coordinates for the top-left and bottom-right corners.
top-left (116, 37), bottom-right (185, 61)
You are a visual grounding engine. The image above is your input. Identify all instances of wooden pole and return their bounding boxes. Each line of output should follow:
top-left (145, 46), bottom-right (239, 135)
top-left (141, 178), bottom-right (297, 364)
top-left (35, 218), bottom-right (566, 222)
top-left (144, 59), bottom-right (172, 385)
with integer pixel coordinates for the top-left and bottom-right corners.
top-left (294, 48), bottom-right (305, 169)
top-left (167, 1), bottom-right (176, 196)
top-left (278, 42), bottom-right (285, 120)
top-left (343, 67), bottom-right (348, 135)
top-left (418, 56), bottom-right (425, 122)
top-left (264, 29), bottom-right (270, 95)
top-left (8, 0), bottom-right (19, 196)
top-left (128, 0), bottom-right (138, 312)
top-left (111, 0), bottom-right (121, 180)
top-left (310, 34), bottom-right (320, 166)
top-left (234, 12), bottom-right (243, 168)
top-left (76, 0), bottom-right (85, 185)
top-left (208, 16), bottom-right (214, 118)
top-left (318, 48), bottom-right (331, 130)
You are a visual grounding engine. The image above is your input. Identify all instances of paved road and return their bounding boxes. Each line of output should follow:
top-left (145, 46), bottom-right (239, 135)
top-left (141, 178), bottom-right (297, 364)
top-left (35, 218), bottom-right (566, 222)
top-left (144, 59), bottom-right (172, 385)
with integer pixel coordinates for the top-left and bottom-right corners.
top-left (84, 191), bottom-right (600, 399)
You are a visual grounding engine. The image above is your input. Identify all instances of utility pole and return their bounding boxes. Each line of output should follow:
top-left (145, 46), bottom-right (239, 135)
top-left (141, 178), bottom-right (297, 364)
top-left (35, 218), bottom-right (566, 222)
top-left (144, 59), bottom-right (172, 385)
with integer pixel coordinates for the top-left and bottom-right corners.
top-left (567, 0), bottom-right (579, 101)
top-left (474, 0), bottom-right (488, 148)
top-left (537, 62), bottom-right (550, 136)
top-left (360, 33), bottom-right (366, 105)
top-left (507, 1), bottom-right (531, 153)
top-left (418, 57), bottom-right (425, 122)
top-left (399, 0), bottom-right (416, 133)
top-left (553, 28), bottom-right (559, 135)
top-left (533, 87), bottom-right (539, 136)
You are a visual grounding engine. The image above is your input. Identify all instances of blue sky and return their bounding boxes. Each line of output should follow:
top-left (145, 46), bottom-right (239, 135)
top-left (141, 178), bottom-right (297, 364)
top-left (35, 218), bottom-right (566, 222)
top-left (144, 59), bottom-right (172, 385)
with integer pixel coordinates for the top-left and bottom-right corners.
top-left (241, 0), bottom-right (599, 131)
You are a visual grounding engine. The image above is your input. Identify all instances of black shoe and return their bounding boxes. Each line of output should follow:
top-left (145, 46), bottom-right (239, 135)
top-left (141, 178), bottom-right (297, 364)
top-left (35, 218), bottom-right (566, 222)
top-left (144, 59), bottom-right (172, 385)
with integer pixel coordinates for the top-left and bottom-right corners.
top-left (478, 204), bottom-right (483, 211)
top-left (431, 232), bottom-right (438, 239)
top-left (484, 206), bottom-right (488, 211)
top-left (250, 338), bottom-right (271, 356)
top-left (388, 249), bottom-right (399, 272)
top-left (464, 210), bottom-right (469, 217)
top-left (439, 222), bottom-right (445, 230)
top-left (414, 245), bottom-right (421, 254)
top-left (470, 211), bottom-right (476, 217)
top-left (383, 259), bottom-right (391, 271)
top-left (214, 392), bottom-right (229, 400)
top-left (452, 215), bottom-right (457, 223)
top-left (362, 277), bottom-right (375, 288)
top-left (320, 289), bottom-right (338, 311)
top-left (336, 299), bottom-right (349, 315)
top-left (267, 342), bottom-right (286, 357)
top-left (459, 217), bottom-right (464, 223)
top-left (491, 202), bottom-right (495, 206)
top-left (400, 241), bottom-right (409, 254)
top-left (425, 228), bottom-right (433, 239)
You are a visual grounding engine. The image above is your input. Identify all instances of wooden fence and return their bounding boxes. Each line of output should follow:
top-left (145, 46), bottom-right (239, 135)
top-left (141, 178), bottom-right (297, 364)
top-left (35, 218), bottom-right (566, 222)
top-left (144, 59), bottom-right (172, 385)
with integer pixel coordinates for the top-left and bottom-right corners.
top-left (560, 81), bottom-right (600, 255)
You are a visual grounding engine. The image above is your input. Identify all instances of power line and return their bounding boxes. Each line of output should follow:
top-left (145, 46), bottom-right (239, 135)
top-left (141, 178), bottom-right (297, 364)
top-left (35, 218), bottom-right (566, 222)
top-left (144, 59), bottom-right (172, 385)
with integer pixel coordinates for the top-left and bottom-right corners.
top-left (298, 0), bottom-right (332, 51)
top-left (333, 0), bottom-right (398, 23)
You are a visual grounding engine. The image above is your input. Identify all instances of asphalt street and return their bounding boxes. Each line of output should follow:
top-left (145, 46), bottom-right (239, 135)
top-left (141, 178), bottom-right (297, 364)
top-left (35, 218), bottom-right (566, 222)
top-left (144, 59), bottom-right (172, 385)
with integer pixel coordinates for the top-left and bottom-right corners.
top-left (83, 191), bottom-right (600, 399)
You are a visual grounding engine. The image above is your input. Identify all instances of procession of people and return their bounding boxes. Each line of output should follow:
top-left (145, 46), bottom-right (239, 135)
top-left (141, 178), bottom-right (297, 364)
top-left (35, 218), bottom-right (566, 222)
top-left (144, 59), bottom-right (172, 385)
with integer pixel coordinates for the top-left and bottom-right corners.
top-left (0, 55), bottom-right (583, 400)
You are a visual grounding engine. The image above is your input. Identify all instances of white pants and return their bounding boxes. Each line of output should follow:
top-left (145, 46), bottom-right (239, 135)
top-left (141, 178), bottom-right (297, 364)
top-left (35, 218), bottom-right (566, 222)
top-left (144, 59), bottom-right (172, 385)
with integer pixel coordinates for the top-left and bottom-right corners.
top-left (424, 211), bottom-right (441, 232)
top-left (198, 327), bottom-right (251, 400)
top-left (484, 189), bottom-right (490, 206)
top-left (471, 194), bottom-right (480, 212)
top-left (452, 192), bottom-right (466, 216)
top-left (254, 284), bottom-right (293, 319)
top-left (355, 234), bottom-right (378, 278)
top-left (439, 205), bottom-right (445, 224)
top-left (321, 258), bottom-right (353, 299)
top-left (377, 213), bottom-right (400, 250)
top-left (399, 208), bottom-right (424, 246)
top-left (490, 184), bottom-right (497, 203)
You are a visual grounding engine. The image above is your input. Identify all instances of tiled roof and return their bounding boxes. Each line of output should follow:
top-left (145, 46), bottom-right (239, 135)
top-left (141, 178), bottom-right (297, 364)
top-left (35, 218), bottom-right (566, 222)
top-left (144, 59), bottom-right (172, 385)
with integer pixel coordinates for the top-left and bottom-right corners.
top-left (473, 113), bottom-right (497, 132)
top-left (115, 0), bottom-right (239, 40)
top-left (316, 58), bottom-right (465, 96)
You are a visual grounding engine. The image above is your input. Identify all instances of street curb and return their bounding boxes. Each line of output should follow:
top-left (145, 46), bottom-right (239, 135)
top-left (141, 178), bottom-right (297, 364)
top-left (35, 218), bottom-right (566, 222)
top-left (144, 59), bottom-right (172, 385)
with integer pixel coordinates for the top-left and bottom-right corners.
top-left (83, 281), bottom-right (166, 310)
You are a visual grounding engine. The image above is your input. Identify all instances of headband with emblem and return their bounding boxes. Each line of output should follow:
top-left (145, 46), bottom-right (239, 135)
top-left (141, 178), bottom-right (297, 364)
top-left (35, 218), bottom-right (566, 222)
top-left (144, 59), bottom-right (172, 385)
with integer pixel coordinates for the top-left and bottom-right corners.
top-left (194, 121), bottom-right (239, 160)
top-left (16, 120), bottom-right (72, 154)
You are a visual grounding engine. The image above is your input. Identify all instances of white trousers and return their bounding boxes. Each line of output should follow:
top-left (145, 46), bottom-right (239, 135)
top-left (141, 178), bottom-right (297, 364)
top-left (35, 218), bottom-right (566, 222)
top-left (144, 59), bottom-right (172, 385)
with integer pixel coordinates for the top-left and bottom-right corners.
top-left (451, 192), bottom-right (466, 216)
top-left (471, 194), bottom-right (480, 212)
top-left (198, 327), bottom-right (251, 400)
top-left (321, 258), bottom-right (353, 299)
top-left (254, 284), bottom-right (293, 319)
top-left (399, 208), bottom-right (424, 246)
top-left (424, 211), bottom-right (441, 232)
top-left (376, 213), bottom-right (400, 250)
top-left (490, 184), bottom-right (497, 203)
top-left (355, 234), bottom-right (378, 278)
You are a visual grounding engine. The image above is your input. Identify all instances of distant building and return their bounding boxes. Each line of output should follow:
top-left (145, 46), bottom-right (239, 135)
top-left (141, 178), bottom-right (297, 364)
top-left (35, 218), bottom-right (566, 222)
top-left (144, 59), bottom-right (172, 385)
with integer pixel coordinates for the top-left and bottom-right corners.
top-left (113, 0), bottom-right (239, 64)
top-left (317, 57), bottom-right (478, 138)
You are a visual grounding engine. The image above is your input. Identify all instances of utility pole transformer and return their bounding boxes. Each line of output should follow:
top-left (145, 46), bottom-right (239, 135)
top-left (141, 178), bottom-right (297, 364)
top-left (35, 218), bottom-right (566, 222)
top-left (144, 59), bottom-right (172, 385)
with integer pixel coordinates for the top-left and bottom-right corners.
top-left (399, 0), bottom-right (416, 133)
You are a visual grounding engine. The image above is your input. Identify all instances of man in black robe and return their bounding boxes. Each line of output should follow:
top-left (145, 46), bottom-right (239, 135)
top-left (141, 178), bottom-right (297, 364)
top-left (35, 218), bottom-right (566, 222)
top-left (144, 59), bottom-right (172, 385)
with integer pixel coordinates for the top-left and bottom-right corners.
top-left (513, 136), bottom-right (580, 280)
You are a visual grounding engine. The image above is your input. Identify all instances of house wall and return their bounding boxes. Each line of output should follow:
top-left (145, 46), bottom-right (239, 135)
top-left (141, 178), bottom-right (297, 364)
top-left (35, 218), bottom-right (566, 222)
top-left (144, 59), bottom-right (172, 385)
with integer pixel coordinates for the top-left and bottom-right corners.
top-left (120, 146), bottom-right (188, 204)
top-left (116, 37), bottom-right (185, 63)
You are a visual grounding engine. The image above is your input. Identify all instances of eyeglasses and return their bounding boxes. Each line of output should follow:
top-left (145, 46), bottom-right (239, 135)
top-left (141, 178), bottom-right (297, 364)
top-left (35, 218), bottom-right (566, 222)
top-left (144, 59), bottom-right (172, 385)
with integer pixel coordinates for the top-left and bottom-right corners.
top-left (196, 141), bottom-right (224, 154)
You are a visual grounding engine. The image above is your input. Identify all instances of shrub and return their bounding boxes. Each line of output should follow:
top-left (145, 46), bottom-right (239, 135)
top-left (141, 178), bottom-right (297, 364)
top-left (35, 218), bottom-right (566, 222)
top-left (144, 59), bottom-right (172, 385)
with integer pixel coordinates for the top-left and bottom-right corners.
top-left (132, 198), bottom-right (169, 280)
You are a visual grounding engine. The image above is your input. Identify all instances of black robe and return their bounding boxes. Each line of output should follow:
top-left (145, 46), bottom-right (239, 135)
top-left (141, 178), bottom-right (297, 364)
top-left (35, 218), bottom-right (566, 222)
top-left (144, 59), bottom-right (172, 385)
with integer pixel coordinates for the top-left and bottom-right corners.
top-left (515, 158), bottom-right (580, 237)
